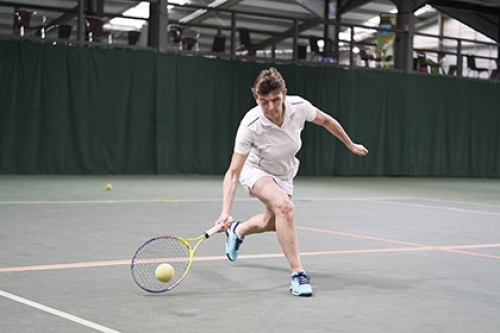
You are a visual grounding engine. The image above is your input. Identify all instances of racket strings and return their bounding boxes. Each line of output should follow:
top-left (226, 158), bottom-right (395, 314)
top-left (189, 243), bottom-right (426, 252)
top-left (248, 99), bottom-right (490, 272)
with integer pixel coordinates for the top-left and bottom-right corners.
top-left (131, 237), bottom-right (190, 293)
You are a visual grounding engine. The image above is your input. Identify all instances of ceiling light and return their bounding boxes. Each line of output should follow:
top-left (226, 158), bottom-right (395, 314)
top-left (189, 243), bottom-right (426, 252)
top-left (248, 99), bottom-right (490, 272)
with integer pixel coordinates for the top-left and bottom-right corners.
top-left (179, 9), bottom-right (207, 23)
top-left (106, 1), bottom-right (149, 31)
top-left (415, 4), bottom-right (434, 16)
top-left (123, 1), bottom-right (150, 18)
top-left (168, 0), bottom-right (187, 10)
top-left (208, 0), bottom-right (230, 7)
top-left (179, 0), bottom-right (228, 23)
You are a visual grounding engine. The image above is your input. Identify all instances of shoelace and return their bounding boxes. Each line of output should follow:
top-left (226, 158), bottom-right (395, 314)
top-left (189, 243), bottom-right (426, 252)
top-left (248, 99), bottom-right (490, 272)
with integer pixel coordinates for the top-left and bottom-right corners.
top-left (233, 236), bottom-right (243, 250)
top-left (292, 273), bottom-right (311, 285)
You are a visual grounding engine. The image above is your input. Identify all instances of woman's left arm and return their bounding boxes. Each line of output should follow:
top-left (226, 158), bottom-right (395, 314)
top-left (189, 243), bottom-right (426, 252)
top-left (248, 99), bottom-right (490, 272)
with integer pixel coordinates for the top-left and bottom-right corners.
top-left (311, 109), bottom-right (369, 156)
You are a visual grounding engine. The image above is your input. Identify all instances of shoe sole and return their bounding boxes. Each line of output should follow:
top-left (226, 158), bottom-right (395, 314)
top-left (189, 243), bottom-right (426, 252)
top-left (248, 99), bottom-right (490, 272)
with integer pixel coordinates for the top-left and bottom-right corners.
top-left (291, 290), bottom-right (313, 297)
top-left (289, 286), bottom-right (313, 297)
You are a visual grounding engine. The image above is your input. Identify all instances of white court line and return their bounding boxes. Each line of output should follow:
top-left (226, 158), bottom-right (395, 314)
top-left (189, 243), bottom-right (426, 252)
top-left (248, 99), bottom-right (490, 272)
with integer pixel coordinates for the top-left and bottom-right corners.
top-left (2, 196), bottom-right (498, 217)
top-left (0, 289), bottom-right (121, 333)
top-left (0, 199), bottom-right (176, 205)
top-left (296, 196), bottom-right (419, 201)
top-left (0, 195), bottom-right (497, 209)
top-left (0, 198), bottom-right (240, 204)
top-left (361, 198), bottom-right (500, 216)
top-left (418, 197), bottom-right (500, 209)
top-left (0, 196), bottom-right (418, 205)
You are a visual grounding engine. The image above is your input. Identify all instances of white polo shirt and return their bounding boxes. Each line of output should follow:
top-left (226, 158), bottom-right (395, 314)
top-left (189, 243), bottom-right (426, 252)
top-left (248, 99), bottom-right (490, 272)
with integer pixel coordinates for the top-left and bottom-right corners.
top-left (234, 95), bottom-right (317, 193)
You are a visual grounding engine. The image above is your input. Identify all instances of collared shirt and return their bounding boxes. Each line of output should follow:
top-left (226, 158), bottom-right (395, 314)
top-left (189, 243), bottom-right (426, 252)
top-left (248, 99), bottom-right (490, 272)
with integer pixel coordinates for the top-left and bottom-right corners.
top-left (234, 95), bottom-right (317, 181)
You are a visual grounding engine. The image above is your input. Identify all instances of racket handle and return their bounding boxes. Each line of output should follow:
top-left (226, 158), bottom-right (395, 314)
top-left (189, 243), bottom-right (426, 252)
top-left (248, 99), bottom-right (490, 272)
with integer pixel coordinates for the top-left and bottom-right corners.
top-left (205, 224), bottom-right (223, 238)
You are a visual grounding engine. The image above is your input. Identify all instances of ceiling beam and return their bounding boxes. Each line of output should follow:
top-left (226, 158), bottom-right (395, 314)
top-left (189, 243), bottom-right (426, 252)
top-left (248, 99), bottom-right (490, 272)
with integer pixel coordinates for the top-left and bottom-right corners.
top-left (340, 0), bottom-right (373, 13)
top-left (294, 0), bottom-right (377, 16)
top-left (435, 6), bottom-right (499, 41)
top-left (43, 6), bottom-right (80, 32)
top-left (391, 0), bottom-right (428, 11)
top-left (0, 1), bottom-right (72, 12)
top-left (293, 0), bottom-right (324, 17)
top-left (258, 19), bottom-right (323, 45)
top-left (178, 0), bottom-right (244, 25)
top-left (429, 0), bottom-right (500, 15)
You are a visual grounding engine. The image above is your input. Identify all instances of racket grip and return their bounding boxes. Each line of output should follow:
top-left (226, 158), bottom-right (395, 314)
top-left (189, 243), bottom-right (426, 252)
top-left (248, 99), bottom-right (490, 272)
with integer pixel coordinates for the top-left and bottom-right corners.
top-left (205, 224), bottom-right (223, 238)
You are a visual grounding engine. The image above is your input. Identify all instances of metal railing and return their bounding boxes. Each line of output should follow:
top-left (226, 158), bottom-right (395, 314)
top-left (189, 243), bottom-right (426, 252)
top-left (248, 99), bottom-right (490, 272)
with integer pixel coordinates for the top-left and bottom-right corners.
top-left (0, 0), bottom-right (498, 79)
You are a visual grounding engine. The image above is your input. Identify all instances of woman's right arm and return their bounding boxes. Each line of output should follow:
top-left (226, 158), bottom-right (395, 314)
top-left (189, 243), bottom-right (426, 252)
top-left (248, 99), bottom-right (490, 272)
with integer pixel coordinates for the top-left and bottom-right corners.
top-left (216, 152), bottom-right (248, 231)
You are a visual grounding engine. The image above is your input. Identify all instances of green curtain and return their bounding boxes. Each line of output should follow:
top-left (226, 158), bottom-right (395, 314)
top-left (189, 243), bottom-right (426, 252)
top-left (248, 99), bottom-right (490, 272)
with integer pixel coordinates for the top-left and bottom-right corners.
top-left (1, 40), bottom-right (499, 176)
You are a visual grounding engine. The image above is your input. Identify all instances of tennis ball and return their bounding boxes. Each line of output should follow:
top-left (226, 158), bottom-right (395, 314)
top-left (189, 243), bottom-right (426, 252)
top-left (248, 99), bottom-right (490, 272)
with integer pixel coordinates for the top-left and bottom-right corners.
top-left (105, 183), bottom-right (112, 191)
top-left (155, 263), bottom-right (175, 283)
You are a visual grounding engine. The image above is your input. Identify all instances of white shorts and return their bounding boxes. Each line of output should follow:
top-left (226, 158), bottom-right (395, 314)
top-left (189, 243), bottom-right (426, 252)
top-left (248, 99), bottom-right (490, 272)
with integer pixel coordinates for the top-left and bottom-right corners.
top-left (239, 165), bottom-right (294, 196)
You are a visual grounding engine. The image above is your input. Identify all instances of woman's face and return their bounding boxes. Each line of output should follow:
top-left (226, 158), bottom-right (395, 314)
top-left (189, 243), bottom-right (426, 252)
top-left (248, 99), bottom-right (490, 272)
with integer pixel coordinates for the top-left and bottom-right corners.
top-left (255, 90), bottom-right (287, 124)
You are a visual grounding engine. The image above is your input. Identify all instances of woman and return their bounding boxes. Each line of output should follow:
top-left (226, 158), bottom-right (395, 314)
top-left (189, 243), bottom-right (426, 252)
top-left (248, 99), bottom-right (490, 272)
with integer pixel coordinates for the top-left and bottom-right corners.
top-left (216, 67), bottom-right (368, 296)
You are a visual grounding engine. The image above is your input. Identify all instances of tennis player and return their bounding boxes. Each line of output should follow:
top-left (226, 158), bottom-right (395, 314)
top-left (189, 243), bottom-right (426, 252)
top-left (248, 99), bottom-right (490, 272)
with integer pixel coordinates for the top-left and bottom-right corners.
top-left (216, 67), bottom-right (369, 296)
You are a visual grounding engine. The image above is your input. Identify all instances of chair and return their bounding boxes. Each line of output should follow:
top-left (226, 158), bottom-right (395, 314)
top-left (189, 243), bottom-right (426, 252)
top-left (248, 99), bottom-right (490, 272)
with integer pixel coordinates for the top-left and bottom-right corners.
top-left (490, 69), bottom-right (499, 80)
top-left (237, 28), bottom-right (263, 56)
top-left (467, 55), bottom-right (488, 78)
top-left (211, 34), bottom-right (226, 53)
top-left (14, 10), bottom-right (46, 38)
top-left (297, 44), bottom-right (307, 60)
top-left (490, 60), bottom-right (500, 80)
top-left (128, 31), bottom-right (141, 45)
top-left (85, 17), bottom-right (112, 43)
top-left (416, 52), bottom-right (431, 73)
top-left (422, 53), bottom-right (444, 74)
top-left (181, 29), bottom-right (199, 51)
top-left (359, 49), bottom-right (375, 67)
top-left (181, 37), bottom-right (198, 50)
top-left (57, 25), bottom-right (72, 39)
top-left (445, 54), bottom-right (459, 75)
top-left (448, 65), bottom-right (458, 76)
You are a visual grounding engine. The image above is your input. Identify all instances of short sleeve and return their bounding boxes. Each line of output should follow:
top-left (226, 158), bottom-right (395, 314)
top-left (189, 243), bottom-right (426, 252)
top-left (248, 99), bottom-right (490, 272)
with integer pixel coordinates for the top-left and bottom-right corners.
top-left (234, 122), bottom-right (252, 155)
top-left (302, 99), bottom-right (317, 122)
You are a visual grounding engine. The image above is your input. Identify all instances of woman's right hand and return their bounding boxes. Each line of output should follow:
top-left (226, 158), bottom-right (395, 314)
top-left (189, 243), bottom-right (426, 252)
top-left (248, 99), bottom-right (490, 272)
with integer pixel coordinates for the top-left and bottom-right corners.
top-left (215, 214), bottom-right (234, 232)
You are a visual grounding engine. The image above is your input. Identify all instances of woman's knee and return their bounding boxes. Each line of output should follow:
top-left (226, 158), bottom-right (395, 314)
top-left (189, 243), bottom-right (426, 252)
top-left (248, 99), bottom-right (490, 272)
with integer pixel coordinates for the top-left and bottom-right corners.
top-left (275, 197), bottom-right (294, 220)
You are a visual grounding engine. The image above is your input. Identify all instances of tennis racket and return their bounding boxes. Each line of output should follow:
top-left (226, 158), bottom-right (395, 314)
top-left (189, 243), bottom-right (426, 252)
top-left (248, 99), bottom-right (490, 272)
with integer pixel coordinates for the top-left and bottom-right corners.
top-left (131, 224), bottom-right (222, 293)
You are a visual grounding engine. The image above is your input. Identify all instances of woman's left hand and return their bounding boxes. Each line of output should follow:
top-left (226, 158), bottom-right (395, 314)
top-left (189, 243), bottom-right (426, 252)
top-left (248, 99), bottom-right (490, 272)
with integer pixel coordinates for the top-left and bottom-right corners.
top-left (350, 143), bottom-right (369, 156)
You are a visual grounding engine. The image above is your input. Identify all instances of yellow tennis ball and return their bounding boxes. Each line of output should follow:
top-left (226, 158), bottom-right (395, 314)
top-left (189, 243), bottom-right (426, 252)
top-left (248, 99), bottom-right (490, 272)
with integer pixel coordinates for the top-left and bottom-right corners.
top-left (155, 263), bottom-right (175, 283)
top-left (105, 183), bottom-right (112, 191)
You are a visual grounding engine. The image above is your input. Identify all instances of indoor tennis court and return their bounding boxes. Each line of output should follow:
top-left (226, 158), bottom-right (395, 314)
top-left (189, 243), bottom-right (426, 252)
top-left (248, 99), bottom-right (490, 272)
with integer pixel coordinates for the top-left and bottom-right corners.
top-left (1, 175), bottom-right (499, 333)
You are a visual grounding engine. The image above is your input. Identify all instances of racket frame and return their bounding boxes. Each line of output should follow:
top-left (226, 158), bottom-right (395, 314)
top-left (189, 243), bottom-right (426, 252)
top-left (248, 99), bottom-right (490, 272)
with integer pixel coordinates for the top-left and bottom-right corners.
top-left (131, 224), bottom-right (222, 293)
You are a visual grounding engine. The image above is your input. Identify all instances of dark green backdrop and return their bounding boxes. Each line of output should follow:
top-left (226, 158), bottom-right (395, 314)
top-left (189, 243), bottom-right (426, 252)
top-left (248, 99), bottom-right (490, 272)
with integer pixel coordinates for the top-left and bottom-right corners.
top-left (1, 40), bottom-right (499, 176)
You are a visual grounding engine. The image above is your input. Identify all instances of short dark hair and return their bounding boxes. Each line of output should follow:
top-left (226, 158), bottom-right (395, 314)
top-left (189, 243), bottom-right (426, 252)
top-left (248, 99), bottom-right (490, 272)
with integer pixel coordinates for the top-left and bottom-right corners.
top-left (251, 67), bottom-right (286, 96)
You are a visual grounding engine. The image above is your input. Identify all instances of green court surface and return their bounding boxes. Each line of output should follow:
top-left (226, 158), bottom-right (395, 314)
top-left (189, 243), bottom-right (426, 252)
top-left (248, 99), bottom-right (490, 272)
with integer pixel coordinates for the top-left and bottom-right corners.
top-left (1, 175), bottom-right (499, 333)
